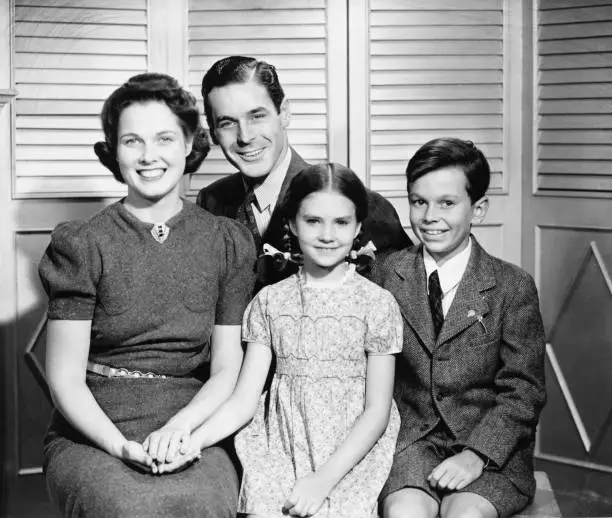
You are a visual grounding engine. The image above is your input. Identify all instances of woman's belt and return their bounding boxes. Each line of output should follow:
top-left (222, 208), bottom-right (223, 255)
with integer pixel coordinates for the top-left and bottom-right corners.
top-left (86, 360), bottom-right (167, 379)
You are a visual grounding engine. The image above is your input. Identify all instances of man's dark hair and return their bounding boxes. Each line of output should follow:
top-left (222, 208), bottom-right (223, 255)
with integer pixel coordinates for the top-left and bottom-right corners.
top-left (201, 56), bottom-right (285, 136)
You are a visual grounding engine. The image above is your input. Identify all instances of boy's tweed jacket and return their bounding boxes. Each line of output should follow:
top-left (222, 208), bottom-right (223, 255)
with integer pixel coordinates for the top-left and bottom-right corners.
top-left (375, 237), bottom-right (546, 497)
top-left (197, 148), bottom-right (411, 290)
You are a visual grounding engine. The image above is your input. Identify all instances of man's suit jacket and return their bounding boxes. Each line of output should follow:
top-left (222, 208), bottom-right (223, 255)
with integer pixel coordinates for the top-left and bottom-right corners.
top-left (197, 148), bottom-right (411, 290)
top-left (375, 238), bottom-right (546, 497)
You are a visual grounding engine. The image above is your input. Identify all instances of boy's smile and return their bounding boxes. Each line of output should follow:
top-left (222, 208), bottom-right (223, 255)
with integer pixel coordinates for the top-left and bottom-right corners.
top-left (408, 166), bottom-right (488, 267)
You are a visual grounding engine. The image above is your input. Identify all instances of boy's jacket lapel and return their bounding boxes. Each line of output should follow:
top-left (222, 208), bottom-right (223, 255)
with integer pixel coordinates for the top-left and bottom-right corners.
top-left (437, 240), bottom-right (495, 346)
top-left (393, 239), bottom-right (496, 352)
top-left (393, 249), bottom-right (437, 353)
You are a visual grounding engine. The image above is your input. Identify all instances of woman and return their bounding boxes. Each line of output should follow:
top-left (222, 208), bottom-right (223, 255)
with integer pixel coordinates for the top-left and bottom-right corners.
top-left (38, 73), bottom-right (256, 517)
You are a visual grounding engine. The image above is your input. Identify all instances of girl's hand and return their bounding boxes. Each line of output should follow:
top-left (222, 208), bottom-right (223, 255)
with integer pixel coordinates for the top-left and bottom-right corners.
top-left (152, 448), bottom-right (201, 475)
top-left (121, 440), bottom-right (153, 472)
top-left (427, 449), bottom-right (485, 491)
top-left (282, 474), bottom-right (331, 517)
top-left (143, 425), bottom-right (190, 464)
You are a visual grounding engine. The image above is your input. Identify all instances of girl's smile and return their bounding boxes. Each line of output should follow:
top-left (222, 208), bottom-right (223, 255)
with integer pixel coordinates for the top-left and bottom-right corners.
top-left (290, 190), bottom-right (361, 282)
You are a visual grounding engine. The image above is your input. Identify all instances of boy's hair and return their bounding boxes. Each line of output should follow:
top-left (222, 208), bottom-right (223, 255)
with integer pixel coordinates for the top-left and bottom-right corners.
top-left (406, 137), bottom-right (490, 203)
top-left (280, 162), bottom-right (368, 224)
top-left (201, 56), bottom-right (285, 134)
top-left (94, 72), bottom-right (209, 183)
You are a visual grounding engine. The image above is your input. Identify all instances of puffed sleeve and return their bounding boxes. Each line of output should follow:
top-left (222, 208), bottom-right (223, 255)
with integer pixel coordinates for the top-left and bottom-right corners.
top-left (241, 287), bottom-right (272, 348)
top-left (38, 221), bottom-right (100, 320)
top-left (215, 218), bottom-right (257, 325)
top-left (364, 288), bottom-right (403, 355)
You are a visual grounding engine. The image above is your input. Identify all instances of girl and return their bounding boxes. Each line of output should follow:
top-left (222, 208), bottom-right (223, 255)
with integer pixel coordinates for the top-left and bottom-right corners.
top-left (163, 163), bottom-right (403, 517)
top-left (39, 73), bottom-right (256, 517)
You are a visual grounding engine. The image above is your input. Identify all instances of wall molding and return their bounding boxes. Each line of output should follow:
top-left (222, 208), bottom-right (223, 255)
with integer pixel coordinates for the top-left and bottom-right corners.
top-left (0, 88), bottom-right (17, 107)
top-left (537, 223), bottom-right (612, 232)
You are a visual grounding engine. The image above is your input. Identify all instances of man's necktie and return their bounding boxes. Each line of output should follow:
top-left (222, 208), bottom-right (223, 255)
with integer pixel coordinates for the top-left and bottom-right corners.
top-left (428, 270), bottom-right (444, 339)
top-left (236, 187), bottom-right (262, 250)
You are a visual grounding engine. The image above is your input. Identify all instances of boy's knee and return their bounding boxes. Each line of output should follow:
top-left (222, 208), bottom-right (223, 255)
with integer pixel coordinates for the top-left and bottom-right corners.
top-left (381, 489), bottom-right (438, 518)
top-left (441, 494), bottom-right (497, 518)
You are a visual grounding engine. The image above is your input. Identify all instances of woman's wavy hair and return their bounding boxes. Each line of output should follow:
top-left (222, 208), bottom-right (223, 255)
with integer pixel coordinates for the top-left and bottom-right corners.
top-left (275, 163), bottom-right (370, 271)
top-left (94, 72), bottom-right (210, 183)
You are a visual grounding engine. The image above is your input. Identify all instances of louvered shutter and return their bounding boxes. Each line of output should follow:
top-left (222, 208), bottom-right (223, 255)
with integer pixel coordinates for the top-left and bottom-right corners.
top-left (365, 0), bottom-right (504, 195)
top-left (537, 0), bottom-right (612, 196)
top-left (187, 0), bottom-right (331, 192)
top-left (14, 0), bottom-right (148, 197)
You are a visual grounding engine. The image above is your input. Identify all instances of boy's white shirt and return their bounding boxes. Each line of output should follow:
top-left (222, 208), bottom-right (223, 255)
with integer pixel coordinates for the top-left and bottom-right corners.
top-left (423, 237), bottom-right (472, 317)
top-left (250, 146), bottom-right (292, 235)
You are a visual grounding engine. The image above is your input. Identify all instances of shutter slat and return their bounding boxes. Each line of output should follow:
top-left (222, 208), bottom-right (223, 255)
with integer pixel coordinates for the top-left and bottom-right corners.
top-left (372, 100), bottom-right (502, 115)
top-left (15, 7), bottom-right (146, 24)
top-left (540, 130), bottom-right (612, 144)
top-left (190, 10), bottom-right (325, 26)
top-left (189, 0), bottom-right (325, 9)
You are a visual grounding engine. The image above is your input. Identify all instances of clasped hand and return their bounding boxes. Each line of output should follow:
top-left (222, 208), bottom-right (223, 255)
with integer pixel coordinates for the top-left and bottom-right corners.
top-left (122, 426), bottom-right (201, 475)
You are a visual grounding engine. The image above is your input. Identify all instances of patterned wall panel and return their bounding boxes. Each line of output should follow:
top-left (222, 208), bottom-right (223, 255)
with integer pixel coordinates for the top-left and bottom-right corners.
top-left (538, 226), bottom-right (612, 471)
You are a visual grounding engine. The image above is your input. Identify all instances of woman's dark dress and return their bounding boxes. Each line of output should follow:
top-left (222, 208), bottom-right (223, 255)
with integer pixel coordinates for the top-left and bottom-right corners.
top-left (38, 201), bottom-right (256, 518)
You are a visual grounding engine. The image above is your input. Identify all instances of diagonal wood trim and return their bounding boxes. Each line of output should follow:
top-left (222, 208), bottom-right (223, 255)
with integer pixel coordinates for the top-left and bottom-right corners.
top-left (546, 343), bottom-right (591, 453)
top-left (536, 452), bottom-right (612, 475)
top-left (591, 240), bottom-right (612, 295)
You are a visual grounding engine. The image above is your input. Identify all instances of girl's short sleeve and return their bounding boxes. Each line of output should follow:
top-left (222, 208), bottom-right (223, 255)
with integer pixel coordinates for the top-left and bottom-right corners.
top-left (215, 218), bottom-right (257, 325)
top-left (38, 221), bottom-right (99, 320)
top-left (365, 288), bottom-right (403, 355)
top-left (241, 288), bottom-right (271, 348)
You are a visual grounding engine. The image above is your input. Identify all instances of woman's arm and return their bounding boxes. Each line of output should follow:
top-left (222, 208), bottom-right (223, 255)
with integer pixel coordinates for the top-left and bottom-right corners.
top-left (155, 341), bottom-right (272, 474)
top-left (283, 353), bottom-right (396, 517)
top-left (143, 324), bottom-right (244, 463)
top-left (192, 341), bottom-right (272, 448)
top-left (46, 320), bottom-right (152, 469)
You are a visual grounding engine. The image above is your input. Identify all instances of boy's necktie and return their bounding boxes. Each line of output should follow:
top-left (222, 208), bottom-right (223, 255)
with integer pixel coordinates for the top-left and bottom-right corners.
top-left (236, 187), bottom-right (262, 250)
top-left (428, 270), bottom-right (444, 339)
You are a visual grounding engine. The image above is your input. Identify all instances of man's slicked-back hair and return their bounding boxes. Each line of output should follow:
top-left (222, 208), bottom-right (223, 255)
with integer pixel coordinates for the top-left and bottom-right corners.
top-left (406, 137), bottom-right (491, 203)
top-left (201, 56), bottom-right (285, 133)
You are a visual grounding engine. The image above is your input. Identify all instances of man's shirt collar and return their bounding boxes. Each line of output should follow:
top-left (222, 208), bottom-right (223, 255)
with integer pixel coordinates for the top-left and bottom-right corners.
top-left (251, 146), bottom-right (291, 212)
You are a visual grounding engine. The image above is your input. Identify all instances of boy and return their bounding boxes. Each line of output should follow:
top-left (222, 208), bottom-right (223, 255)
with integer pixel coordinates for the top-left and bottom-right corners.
top-left (376, 138), bottom-right (546, 518)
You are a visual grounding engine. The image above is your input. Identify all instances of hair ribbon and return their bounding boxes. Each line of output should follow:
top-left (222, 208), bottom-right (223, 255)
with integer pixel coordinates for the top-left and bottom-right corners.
top-left (262, 243), bottom-right (298, 263)
top-left (349, 240), bottom-right (377, 261)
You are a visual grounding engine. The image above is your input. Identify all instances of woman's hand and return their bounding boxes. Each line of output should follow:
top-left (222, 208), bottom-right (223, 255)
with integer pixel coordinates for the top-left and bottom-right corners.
top-left (121, 440), bottom-right (154, 472)
top-left (143, 426), bottom-right (190, 464)
top-left (152, 448), bottom-right (201, 475)
top-left (282, 473), bottom-right (331, 517)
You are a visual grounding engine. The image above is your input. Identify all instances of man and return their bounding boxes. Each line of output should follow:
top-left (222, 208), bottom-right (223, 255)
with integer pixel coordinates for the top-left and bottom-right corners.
top-left (197, 55), bottom-right (411, 290)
